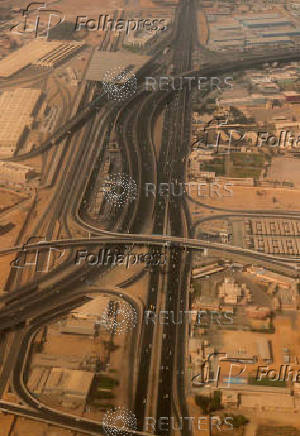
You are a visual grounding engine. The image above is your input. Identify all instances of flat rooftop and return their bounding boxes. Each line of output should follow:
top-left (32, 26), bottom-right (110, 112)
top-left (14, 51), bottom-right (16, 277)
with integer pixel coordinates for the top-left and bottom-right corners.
top-left (0, 40), bottom-right (62, 78)
top-left (85, 50), bottom-right (150, 82)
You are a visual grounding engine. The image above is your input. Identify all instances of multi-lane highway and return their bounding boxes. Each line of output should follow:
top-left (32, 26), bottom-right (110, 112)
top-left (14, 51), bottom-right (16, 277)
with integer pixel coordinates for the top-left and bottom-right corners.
top-left (3, 0), bottom-right (300, 434)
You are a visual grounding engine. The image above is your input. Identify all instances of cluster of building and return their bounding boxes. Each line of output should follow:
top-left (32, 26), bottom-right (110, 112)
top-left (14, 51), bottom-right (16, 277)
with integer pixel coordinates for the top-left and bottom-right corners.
top-left (0, 161), bottom-right (37, 189)
top-left (243, 218), bottom-right (300, 256)
top-left (27, 296), bottom-right (118, 411)
top-left (200, 4), bottom-right (300, 52)
top-left (189, 261), bottom-right (300, 413)
top-left (247, 266), bottom-right (299, 311)
top-left (219, 277), bottom-right (252, 305)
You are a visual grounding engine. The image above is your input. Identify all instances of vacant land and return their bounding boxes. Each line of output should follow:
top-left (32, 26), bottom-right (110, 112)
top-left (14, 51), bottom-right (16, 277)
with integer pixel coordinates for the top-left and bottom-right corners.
top-left (268, 157), bottom-right (300, 187)
top-left (257, 426), bottom-right (300, 436)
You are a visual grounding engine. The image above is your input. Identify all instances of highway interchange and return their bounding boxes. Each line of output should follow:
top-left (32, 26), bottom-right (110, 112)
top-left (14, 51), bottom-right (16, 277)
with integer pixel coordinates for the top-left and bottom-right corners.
top-left (2, 0), bottom-right (300, 434)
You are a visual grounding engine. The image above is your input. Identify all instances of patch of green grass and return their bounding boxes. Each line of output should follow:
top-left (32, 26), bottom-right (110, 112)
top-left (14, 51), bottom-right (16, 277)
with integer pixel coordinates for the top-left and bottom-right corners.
top-left (227, 166), bottom-right (262, 178)
top-left (231, 152), bottom-right (264, 167)
top-left (97, 375), bottom-right (118, 390)
top-left (248, 376), bottom-right (286, 388)
top-left (96, 391), bottom-right (115, 399)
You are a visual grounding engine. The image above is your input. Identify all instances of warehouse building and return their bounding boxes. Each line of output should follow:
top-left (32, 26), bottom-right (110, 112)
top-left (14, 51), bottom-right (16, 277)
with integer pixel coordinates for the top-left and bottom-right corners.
top-left (35, 41), bottom-right (84, 68)
top-left (0, 161), bottom-right (36, 187)
top-left (0, 39), bottom-right (84, 78)
top-left (0, 40), bottom-right (61, 78)
top-left (42, 367), bottom-right (94, 401)
top-left (242, 18), bottom-right (292, 28)
top-left (85, 51), bottom-right (150, 82)
top-left (0, 88), bottom-right (42, 156)
top-left (261, 30), bottom-right (300, 37)
top-left (28, 366), bottom-right (94, 412)
top-left (246, 37), bottom-right (293, 48)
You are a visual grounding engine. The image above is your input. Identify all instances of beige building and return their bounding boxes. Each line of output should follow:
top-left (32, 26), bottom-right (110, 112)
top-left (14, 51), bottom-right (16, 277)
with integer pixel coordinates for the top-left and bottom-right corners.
top-left (0, 161), bottom-right (36, 186)
top-left (36, 41), bottom-right (84, 68)
top-left (0, 39), bottom-right (83, 77)
top-left (0, 39), bottom-right (62, 78)
top-left (44, 367), bottom-right (94, 401)
top-left (0, 88), bottom-right (42, 156)
top-left (218, 277), bottom-right (245, 304)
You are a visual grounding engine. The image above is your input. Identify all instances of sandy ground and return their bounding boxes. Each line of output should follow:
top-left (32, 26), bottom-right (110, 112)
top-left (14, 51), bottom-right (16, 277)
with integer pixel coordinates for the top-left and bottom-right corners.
top-left (0, 188), bottom-right (34, 290)
top-left (153, 111), bottom-right (164, 159)
top-left (188, 185), bottom-right (300, 218)
top-left (197, 11), bottom-right (208, 45)
top-left (0, 414), bottom-right (14, 436)
top-left (11, 416), bottom-right (85, 436)
top-left (268, 157), bottom-right (300, 187)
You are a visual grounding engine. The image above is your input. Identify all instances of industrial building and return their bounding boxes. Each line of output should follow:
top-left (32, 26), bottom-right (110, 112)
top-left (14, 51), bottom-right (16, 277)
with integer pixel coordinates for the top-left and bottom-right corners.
top-left (241, 18), bottom-right (292, 28)
top-left (59, 318), bottom-right (96, 336)
top-left (257, 339), bottom-right (272, 363)
top-left (207, 11), bottom-right (299, 52)
top-left (0, 40), bottom-right (61, 78)
top-left (247, 266), bottom-right (296, 289)
top-left (44, 368), bottom-right (93, 400)
top-left (246, 37), bottom-right (293, 48)
top-left (218, 94), bottom-right (267, 107)
top-left (85, 51), bottom-right (150, 82)
top-left (29, 367), bottom-right (94, 402)
top-left (0, 88), bottom-right (42, 156)
top-left (35, 41), bottom-right (84, 68)
top-left (245, 218), bottom-right (300, 255)
top-left (0, 161), bottom-right (36, 187)
top-left (0, 39), bottom-right (84, 78)
top-left (218, 277), bottom-right (251, 304)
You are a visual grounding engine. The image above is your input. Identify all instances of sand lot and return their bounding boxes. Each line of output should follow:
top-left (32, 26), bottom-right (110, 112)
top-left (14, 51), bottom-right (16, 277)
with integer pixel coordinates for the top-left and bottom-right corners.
top-left (189, 185), bottom-right (300, 215)
top-left (268, 157), bottom-right (300, 187)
